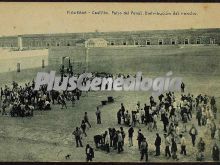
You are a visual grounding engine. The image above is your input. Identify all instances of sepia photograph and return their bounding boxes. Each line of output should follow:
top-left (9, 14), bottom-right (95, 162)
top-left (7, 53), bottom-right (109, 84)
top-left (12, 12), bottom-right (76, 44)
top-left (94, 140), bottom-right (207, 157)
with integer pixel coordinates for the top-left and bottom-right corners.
top-left (0, 2), bottom-right (220, 162)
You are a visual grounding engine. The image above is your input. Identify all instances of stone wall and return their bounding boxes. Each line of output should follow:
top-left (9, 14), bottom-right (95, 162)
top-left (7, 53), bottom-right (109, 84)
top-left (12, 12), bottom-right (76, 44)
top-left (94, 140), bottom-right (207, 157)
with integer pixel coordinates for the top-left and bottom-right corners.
top-left (0, 49), bottom-right (48, 73)
top-left (48, 45), bottom-right (220, 75)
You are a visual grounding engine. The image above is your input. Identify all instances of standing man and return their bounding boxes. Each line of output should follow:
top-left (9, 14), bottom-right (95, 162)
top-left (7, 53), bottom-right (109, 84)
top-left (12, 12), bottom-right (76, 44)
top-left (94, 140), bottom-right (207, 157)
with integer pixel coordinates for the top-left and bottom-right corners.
top-left (164, 134), bottom-right (171, 158)
top-left (120, 127), bottom-right (125, 146)
top-left (140, 108), bottom-right (145, 124)
top-left (210, 96), bottom-right (216, 111)
top-left (210, 120), bottom-right (216, 139)
top-left (154, 133), bottom-right (161, 156)
top-left (95, 107), bottom-right (101, 124)
top-left (117, 131), bottom-right (124, 153)
top-left (212, 143), bottom-right (219, 161)
top-left (137, 129), bottom-right (144, 150)
top-left (72, 127), bottom-right (83, 148)
top-left (163, 114), bottom-right (169, 132)
top-left (196, 105), bottom-right (202, 126)
top-left (84, 112), bottom-right (91, 128)
top-left (117, 109), bottom-right (122, 125)
top-left (121, 103), bottom-right (125, 123)
top-left (180, 134), bottom-right (187, 156)
top-left (197, 137), bottom-right (205, 161)
top-left (181, 82), bottom-right (185, 93)
top-left (189, 124), bottom-right (198, 147)
top-left (197, 137), bottom-right (206, 153)
top-left (140, 138), bottom-right (148, 161)
top-left (128, 125), bottom-right (134, 147)
top-left (171, 138), bottom-right (178, 160)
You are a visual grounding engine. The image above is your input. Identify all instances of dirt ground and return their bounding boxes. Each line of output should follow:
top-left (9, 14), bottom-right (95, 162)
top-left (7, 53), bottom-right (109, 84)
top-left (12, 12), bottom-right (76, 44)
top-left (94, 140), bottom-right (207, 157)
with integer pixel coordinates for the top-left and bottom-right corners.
top-left (0, 73), bottom-right (220, 162)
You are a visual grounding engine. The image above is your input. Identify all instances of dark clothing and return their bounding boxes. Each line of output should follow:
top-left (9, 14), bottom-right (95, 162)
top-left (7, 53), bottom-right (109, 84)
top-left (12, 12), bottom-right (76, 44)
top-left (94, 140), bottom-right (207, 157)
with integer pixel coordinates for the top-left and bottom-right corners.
top-left (118, 141), bottom-right (123, 153)
top-left (198, 141), bottom-right (205, 152)
top-left (128, 127), bottom-right (134, 137)
top-left (191, 134), bottom-right (196, 146)
top-left (81, 123), bottom-right (87, 137)
top-left (181, 83), bottom-right (185, 93)
top-left (155, 136), bottom-right (161, 156)
top-left (140, 141), bottom-right (148, 161)
top-left (117, 110), bottom-right (122, 124)
top-left (137, 132), bottom-right (144, 150)
top-left (212, 145), bottom-right (219, 161)
top-left (86, 146), bottom-right (94, 162)
top-left (163, 115), bottom-right (169, 132)
top-left (189, 127), bottom-right (198, 146)
top-left (73, 129), bottom-right (83, 147)
top-left (165, 146), bottom-right (171, 157)
top-left (180, 145), bottom-right (186, 155)
top-left (196, 108), bottom-right (202, 126)
top-left (96, 110), bottom-right (101, 124)
top-left (171, 141), bottom-right (178, 159)
top-left (94, 135), bottom-right (103, 148)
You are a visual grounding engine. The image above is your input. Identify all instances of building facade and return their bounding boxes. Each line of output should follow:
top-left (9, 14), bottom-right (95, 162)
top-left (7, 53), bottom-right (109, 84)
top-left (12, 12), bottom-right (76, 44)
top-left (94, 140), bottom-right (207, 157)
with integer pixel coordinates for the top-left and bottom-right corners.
top-left (85, 38), bottom-right (108, 47)
top-left (0, 28), bottom-right (219, 50)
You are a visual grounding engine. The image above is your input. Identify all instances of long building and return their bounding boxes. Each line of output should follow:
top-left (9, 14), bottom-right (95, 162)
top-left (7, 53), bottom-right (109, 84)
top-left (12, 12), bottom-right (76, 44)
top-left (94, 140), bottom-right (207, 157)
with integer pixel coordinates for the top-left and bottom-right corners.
top-left (0, 28), bottom-right (220, 50)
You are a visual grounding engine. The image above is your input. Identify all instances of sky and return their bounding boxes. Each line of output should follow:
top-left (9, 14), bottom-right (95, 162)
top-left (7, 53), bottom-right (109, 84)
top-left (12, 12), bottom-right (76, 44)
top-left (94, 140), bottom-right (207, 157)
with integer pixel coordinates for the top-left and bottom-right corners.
top-left (0, 3), bottom-right (220, 36)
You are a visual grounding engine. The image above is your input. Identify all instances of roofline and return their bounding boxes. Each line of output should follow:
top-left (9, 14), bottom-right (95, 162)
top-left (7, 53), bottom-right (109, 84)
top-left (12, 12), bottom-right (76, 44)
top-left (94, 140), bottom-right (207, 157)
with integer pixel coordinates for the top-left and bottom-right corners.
top-left (1, 28), bottom-right (220, 38)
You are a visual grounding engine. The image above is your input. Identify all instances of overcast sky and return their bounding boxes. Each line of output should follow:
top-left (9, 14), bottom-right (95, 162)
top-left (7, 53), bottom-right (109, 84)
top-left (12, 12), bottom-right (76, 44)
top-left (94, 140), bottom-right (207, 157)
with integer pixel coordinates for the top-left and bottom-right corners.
top-left (0, 3), bottom-right (220, 36)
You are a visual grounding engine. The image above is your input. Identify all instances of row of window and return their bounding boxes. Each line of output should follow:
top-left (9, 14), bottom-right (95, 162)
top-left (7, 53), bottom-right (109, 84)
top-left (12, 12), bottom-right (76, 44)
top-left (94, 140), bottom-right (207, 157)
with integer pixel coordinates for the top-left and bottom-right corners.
top-left (110, 38), bottom-right (216, 45)
top-left (0, 38), bottom-right (217, 47)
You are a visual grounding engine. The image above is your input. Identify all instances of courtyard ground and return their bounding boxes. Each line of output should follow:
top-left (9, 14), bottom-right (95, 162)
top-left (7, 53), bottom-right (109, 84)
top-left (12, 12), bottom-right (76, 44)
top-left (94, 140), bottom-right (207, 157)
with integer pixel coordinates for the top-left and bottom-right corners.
top-left (0, 73), bottom-right (219, 162)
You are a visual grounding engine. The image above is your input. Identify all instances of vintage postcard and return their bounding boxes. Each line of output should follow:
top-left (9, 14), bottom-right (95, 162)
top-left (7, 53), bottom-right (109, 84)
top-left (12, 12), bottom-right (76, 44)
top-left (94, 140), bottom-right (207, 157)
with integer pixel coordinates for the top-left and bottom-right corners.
top-left (0, 2), bottom-right (220, 162)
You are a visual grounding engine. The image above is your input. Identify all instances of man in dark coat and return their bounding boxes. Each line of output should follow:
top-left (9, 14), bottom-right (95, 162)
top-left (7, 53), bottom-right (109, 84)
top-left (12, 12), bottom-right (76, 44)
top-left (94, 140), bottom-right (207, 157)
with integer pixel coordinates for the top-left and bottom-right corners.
top-left (196, 105), bottom-right (202, 126)
top-left (108, 128), bottom-right (113, 147)
top-left (163, 114), bottom-right (169, 132)
top-left (128, 125), bottom-right (134, 147)
top-left (210, 96), bottom-right (216, 110)
top-left (171, 138), bottom-right (178, 160)
top-left (137, 129), bottom-right (144, 150)
top-left (158, 94), bottom-right (164, 103)
top-left (95, 107), bottom-right (101, 124)
top-left (181, 82), bottom-right (185, 93)
top-left (140, 138), bottom-right (148, 161)
top-left (154, 133), bottom-right (161, 156)
top-left (189, 124), bottom-right (198, 147)
top-left (117, 109), bottom-right (122, 124)
top-left (212, 143), bottom-right (219, 161)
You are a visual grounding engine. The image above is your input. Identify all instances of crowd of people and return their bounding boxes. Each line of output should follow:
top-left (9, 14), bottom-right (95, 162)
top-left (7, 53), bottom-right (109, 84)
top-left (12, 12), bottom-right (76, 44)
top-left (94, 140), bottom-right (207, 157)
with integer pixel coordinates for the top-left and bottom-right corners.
top-left (114, 92), bottom-right (219, 161)
top-left (72, 89), bottom-right (220, 162)
top-left (0, 71), bottom-right (219, 162)
top-left (0, 79), bottom-right (83, 117)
